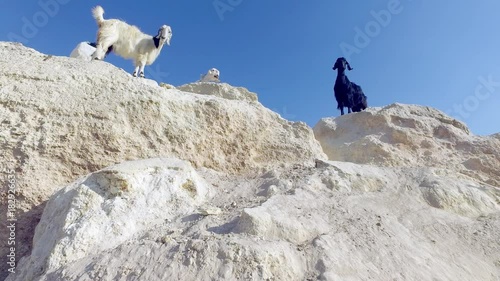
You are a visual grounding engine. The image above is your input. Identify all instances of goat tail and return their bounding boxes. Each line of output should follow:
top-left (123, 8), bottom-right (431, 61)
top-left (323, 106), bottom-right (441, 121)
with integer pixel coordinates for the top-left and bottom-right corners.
top-left (92, 6), bottom-right (105, 25)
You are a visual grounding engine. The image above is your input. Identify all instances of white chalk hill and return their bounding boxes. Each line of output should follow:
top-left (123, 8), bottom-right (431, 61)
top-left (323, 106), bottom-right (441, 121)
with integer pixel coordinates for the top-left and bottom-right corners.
top-left (0, 41), bottom-right (324, 280)
top-left (1, 42), bottom-right (499, 281)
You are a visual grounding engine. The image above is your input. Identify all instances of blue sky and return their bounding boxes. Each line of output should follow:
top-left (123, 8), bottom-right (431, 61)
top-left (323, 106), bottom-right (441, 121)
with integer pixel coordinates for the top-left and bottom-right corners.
top-left (1, 0), bottom-right (499, 135)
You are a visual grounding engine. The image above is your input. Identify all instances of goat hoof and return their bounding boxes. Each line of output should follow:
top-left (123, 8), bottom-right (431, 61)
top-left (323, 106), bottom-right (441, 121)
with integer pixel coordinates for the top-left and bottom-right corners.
top-left (139, 72), bottom-right (145, 78)
top-left (132, 72), bottom-right (137, 77)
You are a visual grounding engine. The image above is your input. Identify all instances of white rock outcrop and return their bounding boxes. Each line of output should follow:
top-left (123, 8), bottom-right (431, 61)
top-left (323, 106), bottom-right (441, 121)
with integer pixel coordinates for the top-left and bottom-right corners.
top-left (0, 42), bottom-right (323, 208)
top-left (14, 158), bottom-right (211, 280)
top-left (177, 82), bottom-right (258, 102)
top-left (313, 103), bottom-right (500, 186)
top-left (0, 41), bottom-right (325, 271)
top-left (1, 42), bottom-right (499, 281)
top-left (9, 159), bottom-right (500, 281)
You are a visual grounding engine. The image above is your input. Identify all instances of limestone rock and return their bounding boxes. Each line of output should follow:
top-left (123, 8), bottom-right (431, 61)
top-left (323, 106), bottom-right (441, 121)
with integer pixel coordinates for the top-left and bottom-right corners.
top-left (13, 158), bottom-right (211, 280)
top-left (159, 82), bottom-right (175, 89)
top-left (198, 206), bottom-right (222, 216)
top-left (7, 159), bottom-right (499, 281)
top-left (0, 41), bottom-right (325, 278)
top-left (0, 41), bottom-right (323, 209)
top-left (2, 42), bottom-right (499, 281)
top-left (177, 82), bottom-right (258, 102)
top-left (313, 103), bottom-right (500, 186)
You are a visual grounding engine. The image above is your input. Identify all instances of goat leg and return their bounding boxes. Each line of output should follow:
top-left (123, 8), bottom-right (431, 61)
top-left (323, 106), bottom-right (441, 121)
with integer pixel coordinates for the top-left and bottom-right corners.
top-left (133, 62), bottom-right (146, 78)
top-left (132, 65), bottom-right (140, 77)
top-left (139, 64), bottom-right (146, 78)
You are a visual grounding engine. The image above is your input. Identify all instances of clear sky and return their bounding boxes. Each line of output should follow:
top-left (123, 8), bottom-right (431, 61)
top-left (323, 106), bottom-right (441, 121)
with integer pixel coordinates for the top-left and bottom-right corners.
top-left (1, 0), bottom-right (499, 135)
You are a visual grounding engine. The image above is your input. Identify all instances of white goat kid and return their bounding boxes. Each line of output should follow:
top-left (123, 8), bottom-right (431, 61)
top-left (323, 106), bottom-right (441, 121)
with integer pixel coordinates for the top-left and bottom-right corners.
top-left (199, 68), bottom-right (220, 82)
top-left (90, 6), bottom-right (172, 78)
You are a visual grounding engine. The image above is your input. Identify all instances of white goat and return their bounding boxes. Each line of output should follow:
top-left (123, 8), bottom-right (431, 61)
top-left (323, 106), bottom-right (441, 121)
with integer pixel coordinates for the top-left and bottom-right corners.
top-left (90, 5), bottom-right (172, 78)
top-left (199, 68), bottom-right (220, 83)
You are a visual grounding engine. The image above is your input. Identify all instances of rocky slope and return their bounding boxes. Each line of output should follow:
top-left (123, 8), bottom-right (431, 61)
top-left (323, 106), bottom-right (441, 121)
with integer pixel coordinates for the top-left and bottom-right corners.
top-left (1, 42), bottom-right (499, 281)
top-left (10, 159), bottom-right (500, 281)
top-left (314, 104), bottom-right (500, 186)
top-left (0, 41), bottom-right (325, 279)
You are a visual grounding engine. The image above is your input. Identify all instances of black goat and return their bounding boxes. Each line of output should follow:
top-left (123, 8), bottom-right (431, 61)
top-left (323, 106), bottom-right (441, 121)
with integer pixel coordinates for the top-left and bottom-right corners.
top-left (332, 57), bottom-right (368, 115)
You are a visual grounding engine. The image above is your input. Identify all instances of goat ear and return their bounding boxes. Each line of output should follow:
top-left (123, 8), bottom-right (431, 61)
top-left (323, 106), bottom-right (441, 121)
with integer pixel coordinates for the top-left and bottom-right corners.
top-left (153, 36), bottom-right (160, 48)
